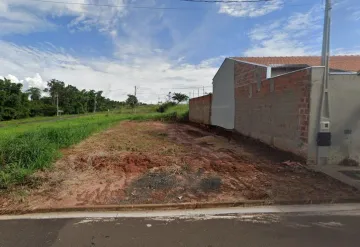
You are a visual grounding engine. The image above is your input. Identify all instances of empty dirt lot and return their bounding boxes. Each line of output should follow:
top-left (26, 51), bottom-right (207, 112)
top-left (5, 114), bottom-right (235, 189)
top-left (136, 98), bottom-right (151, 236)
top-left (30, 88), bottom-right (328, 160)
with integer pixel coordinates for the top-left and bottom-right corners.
top-left (1, 121), bottom-right (360, 213)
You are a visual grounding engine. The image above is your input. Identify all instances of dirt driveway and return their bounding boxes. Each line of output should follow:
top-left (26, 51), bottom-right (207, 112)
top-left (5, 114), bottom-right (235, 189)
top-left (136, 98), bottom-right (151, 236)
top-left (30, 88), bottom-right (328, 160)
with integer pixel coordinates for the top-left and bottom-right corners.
top-left (1, 121), bottom-right (360, 213)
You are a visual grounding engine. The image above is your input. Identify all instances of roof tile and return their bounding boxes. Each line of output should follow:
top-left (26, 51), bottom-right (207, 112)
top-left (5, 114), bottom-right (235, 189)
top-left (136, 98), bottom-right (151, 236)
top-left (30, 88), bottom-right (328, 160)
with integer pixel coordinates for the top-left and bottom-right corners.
top-left (232, 56), bottom-right (360, 72)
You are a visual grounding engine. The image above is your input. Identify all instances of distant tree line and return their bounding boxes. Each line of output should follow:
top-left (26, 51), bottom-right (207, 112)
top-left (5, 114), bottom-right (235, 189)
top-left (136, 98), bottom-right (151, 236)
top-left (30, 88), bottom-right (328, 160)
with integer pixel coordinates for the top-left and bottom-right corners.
top-left (0, 78), bottom-right (125, 121)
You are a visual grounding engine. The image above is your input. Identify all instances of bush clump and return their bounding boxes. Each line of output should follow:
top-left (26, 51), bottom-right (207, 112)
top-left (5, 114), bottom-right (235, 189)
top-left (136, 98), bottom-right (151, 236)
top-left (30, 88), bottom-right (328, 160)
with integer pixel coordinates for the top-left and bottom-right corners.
top-left (156, 102), bottom-right (176, 113)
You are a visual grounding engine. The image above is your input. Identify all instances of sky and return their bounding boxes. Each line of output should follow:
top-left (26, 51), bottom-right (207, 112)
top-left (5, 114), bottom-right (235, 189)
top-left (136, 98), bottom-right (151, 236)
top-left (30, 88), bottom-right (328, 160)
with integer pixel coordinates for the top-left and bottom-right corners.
top-left (0, 0), bottom-right (359, 103)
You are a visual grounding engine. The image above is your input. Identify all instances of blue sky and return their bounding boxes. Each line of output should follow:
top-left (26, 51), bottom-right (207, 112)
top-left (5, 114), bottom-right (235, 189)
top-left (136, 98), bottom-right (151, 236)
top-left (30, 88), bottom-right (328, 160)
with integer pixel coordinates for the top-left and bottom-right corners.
top-left (0, 0), bottom-right (359, 102)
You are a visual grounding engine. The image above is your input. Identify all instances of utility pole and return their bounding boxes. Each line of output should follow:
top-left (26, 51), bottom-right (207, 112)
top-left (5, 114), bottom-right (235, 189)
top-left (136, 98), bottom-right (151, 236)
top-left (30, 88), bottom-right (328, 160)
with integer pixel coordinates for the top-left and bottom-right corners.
top-left (203, 86), bottom-right (205, 96)
top-left (198, 88), bottom-right (199, 97)
top-left (317, 0), bottom-right (332, 165)
top-left (93, 94), bottom-right (97, 113)
top-left (133, 86), bottom-right (137, 113)
top-left (56, 93), bottom-right (59, 116)
top-left (321, 0), bottom-right (331, 101)
top-left (321, 0), bottom-right (331, 69)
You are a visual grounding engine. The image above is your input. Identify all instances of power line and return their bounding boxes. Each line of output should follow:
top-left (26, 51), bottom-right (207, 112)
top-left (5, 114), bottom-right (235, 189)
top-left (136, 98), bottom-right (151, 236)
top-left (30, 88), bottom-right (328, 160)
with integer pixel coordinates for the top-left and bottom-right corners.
top-left (160, 86), bottom-right (212, 90)
top-left (25, 0), bottom-right (202, 10)
top-left (182, 0), bottom-right (271, 3)
top-left (183, 0), bottom-right (316, 7)
top-left (23, 0), bottom-right (310, 10)
top-left (107, 90), bottom-right (212, 96)
top-left (109, 86), bottom-right (212, 92)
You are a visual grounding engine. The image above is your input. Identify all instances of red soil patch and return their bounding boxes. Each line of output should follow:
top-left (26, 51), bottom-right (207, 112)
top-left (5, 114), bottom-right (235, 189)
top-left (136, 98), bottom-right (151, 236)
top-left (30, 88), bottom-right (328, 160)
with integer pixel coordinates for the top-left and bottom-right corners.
top-left (0, 121), bottom-right (360, 213)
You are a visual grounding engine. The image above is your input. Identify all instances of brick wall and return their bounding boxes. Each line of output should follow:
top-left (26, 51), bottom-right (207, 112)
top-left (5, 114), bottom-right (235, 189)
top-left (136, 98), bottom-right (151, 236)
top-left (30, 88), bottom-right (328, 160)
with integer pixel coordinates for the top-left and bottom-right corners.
top-left (189, 94), bottom-right (212, 125)
top-left (234, 61), bottom-right (268, 88)
top-left (234, 61), bottom-right (311, 158)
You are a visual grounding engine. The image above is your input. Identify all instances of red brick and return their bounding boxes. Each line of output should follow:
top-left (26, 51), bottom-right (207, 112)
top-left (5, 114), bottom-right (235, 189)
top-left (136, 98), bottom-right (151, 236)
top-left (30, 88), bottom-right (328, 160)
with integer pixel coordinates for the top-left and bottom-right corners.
top-left (189, 94), bottom-right (212, 125)
top-left (234, 61), bottom-right (312, 149)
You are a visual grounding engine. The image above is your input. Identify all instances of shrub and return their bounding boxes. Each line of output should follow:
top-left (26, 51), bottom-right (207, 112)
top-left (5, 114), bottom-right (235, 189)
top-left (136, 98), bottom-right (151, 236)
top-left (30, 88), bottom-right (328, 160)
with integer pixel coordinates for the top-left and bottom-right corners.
top-left (177, 110), bottom-right (189, 122)
top-left (156, 102), bottom-right (176, 113)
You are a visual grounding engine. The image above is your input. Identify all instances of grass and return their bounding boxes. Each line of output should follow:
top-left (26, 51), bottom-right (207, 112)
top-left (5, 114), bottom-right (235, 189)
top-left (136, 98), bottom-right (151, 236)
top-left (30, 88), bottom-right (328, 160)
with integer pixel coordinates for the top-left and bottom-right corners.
top-left (0, 115), bottom-right (76, 128)
top-left (0, 104), bottom-right (189, 188)
top-left (115, 105), bottom-right (158, 114)
top-left (0, 105), bottom-right (159, 128)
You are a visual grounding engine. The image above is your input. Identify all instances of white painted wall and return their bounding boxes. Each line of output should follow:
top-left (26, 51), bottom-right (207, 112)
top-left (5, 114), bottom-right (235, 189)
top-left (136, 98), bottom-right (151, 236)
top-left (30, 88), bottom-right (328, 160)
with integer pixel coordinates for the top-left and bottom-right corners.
top-left (308, 69), bottom-right (360, 165)
top-left (211, 58), bottom-right (235, 130)
top-left (328, 74), bottom-right (360, 164)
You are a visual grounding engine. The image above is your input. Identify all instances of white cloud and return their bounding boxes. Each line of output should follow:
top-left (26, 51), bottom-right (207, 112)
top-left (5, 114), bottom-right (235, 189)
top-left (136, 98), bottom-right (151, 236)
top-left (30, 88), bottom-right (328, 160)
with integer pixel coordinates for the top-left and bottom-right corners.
top-left (0, 0), bottom-right (221, 103)
top-left (0, 40), bottom-right (217, 103)
top-left (342, 1), bottom-right (360, 21)
top-left (244, 5), bottom-right (323, 56)
top-left (332, 47), bottom-right (360, 55)
top-left (352, 10), bottom-right (360, 21)
top-left (218, 0), bottom-right (283, 17)
top-left (198, 56), bottom-right (226, 68)
top-left (1, 73), bottom-right (46, 92)
top-left (0, 1), bottom-right (55, 35)
top-left (3, 74), bottom-right (23, 84)
top-left (285, 9), bottom-right (322, 32)
top-left (25, 73), bottom-right (47, 90)
top-left (0, 0), bottom-right (128, 35)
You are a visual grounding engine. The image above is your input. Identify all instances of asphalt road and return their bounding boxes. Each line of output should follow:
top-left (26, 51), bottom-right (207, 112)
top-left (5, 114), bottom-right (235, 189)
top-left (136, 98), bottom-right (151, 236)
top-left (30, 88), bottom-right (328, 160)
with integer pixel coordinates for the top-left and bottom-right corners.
top-left (1, 212), bottom-right (360, 247)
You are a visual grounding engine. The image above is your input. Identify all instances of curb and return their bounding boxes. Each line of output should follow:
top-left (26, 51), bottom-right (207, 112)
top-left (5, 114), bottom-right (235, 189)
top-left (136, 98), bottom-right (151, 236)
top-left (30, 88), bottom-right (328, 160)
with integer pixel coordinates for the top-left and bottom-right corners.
top-left (2, 198), bottom-right (360, 215)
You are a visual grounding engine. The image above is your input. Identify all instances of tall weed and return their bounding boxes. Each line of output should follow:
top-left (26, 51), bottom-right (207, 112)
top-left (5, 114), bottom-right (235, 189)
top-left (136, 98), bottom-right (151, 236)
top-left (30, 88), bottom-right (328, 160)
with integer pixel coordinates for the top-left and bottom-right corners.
top-left (0, 105), bottom-right (189, 188)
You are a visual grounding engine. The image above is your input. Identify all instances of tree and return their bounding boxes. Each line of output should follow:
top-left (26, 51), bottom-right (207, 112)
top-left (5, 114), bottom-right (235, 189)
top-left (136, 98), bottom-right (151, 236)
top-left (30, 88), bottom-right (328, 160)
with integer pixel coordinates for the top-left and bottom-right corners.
top-left (125, 94), bottom-right (138, 108)
top-left (44, 79), bottom-right (65, 105)
top-left (0, 78), bottom-right (29, 120)
top-left (172, 93), bottom-right (189, 104)
top-left (26, 87), bottom-right (41, 101)
top-left (0, 77), bottom-right (124, 121)
top-left (40, 96), bottom-right (52, 105)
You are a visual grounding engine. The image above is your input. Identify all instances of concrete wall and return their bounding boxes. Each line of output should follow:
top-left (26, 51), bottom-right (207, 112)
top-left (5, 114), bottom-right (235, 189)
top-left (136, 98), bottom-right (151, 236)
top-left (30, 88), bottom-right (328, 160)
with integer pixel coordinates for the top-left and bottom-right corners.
top-left (211, 58), bottom-right (235, 129)
top-left (189, 94), bottom-right (212, 125)
top-left (234, 61), bottom-right (312, 158)
top-left (328, 74), bottom-right (360, 164)
top-left (307, 70), bottom-right (360, 165)
top-left (307, 67), bottom-right (325, 164)
top-left (271, 67), bottom-right (308, 77)
top-left (271, 68), bottom-right (290, 77)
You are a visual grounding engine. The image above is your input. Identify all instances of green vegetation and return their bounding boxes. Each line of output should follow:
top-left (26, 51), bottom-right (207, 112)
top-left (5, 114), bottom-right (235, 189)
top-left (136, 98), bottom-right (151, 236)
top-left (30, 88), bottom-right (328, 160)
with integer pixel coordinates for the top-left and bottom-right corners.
top-left (0, 104), bottom-right (189, 188)
top-left (172, 93), bottom-right (189, 104)
top-left (156, 102), bottom-right (176, 113)
top-left (0, 115), bottom-right (76, 128)
top-left (156, 92), bottom-right (189, 113)
top-left (0, 78), bottom-right (124, 121)
top-left (118, 104), bottom-right (158, 114)
top-left (125, 94), bottom-right (138, 108)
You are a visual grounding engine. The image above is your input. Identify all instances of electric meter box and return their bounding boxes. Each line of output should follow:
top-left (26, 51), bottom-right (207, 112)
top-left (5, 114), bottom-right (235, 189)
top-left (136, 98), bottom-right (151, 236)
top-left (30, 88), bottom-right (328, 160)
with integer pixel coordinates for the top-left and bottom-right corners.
top-left (317, 121), bottom-right (331, 147)
top-left (320, 121), bottom-right (330, 133)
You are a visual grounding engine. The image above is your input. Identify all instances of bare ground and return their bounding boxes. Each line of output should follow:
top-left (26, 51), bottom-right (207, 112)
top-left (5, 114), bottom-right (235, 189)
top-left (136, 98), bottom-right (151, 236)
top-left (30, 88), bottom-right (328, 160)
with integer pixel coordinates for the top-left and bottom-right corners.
top-left (1, 121), bottom-right (360, 213)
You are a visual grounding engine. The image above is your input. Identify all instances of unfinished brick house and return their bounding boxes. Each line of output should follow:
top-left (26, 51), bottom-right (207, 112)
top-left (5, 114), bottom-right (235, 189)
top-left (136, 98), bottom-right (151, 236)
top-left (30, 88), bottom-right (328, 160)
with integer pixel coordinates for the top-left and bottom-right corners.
top-left (190, 56), bottom-right (360, 165)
